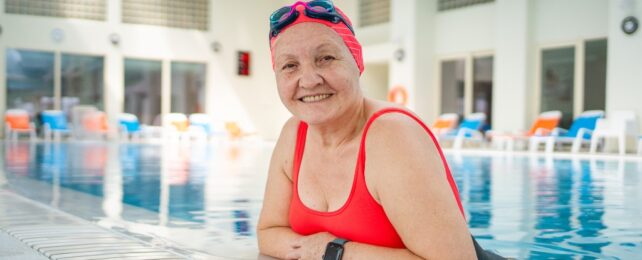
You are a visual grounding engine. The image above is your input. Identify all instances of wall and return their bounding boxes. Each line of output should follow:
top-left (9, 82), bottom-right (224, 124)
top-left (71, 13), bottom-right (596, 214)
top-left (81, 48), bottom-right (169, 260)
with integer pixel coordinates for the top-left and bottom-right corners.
top-left (607, 0), bottom-right (642, 131)
top-left (533, 0), bottom-right (609, 45)
top-left (434, 3), bottom-right (495, 55)
top-left (360, 62), bottom-right (389, 101)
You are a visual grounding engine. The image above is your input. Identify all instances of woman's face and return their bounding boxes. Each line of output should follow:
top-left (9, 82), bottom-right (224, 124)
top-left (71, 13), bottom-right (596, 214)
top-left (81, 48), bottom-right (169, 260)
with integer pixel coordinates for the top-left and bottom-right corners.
top-left (272, 22), bottom-right (361, 125)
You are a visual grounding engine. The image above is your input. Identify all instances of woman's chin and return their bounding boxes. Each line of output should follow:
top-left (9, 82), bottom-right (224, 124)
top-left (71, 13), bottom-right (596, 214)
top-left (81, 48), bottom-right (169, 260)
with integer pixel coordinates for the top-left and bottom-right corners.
top-left (294, 110), bottom-right (334, 125)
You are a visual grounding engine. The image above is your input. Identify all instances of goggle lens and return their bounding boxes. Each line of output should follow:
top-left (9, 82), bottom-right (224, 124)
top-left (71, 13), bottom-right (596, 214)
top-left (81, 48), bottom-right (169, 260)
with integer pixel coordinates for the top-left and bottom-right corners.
top-left (306, 1), bottom-right (333, 13)
top-left (271, 6), bottom-right (292, 24)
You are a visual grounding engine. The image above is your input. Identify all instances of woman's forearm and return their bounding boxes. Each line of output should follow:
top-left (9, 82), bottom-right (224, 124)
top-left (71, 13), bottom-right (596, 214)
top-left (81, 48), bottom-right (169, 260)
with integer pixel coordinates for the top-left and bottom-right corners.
top-left (257, 226), bottom-right (302, 259)
top-left (342, 241), bottom-right (423, 260)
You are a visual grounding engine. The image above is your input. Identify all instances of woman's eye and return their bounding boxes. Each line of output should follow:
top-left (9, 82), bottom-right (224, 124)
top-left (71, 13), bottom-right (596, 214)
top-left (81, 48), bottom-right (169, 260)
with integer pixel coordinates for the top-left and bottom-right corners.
top-left (282, 63), bottom-right (297, 71)
top-left (321, 55), bottom-right (335, 62)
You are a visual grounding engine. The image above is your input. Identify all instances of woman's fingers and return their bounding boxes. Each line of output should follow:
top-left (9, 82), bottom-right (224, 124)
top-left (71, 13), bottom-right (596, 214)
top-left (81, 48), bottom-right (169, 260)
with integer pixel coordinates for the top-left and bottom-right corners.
top-left (289, 236), bottom-right (304, 248)
top-left (285, 248), bottom-right (301, 259)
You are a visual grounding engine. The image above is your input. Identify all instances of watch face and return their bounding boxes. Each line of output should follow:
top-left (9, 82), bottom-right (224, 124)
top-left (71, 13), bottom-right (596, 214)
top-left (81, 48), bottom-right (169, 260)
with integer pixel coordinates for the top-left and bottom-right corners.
top-left (323, 243), bottom-right (344, 260)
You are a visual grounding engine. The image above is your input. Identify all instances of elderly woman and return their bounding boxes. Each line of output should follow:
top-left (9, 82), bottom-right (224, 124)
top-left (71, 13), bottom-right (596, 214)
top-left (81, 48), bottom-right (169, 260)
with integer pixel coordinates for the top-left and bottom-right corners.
top-left (258, 1), bottom-right (500, 259)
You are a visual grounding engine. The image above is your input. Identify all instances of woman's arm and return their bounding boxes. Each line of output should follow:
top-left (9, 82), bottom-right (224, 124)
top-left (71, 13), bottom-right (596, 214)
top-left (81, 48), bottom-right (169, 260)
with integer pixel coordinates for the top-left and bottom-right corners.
top-left (361, 112), bottom-right (476, 260)
top-left (286, 232), bottom-right (424, 260)
top-left (257, 118), bottom-right (303, 259)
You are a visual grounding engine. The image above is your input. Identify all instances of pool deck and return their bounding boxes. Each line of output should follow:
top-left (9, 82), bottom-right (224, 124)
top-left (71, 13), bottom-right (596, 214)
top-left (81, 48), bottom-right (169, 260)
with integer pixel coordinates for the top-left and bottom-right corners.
top-left (0, 189), bottom-right (191, 260)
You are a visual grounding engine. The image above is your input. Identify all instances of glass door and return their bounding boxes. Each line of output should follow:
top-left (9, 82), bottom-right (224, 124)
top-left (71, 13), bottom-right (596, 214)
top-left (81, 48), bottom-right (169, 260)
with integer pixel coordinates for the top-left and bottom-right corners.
top-left (440, 55), bottom-right (494, 128)
top-left (5, 49), bottom-right (55, 116)
top-left (540, 46), bottom-right (575, 129)
top-left (473, 56), bottom-right (493, 128)
top-left (583, 39), bottom-right (607, 111)
top-left (171, 62), bottom-right (206, 114)
top-left (440, 59), bottom-right (466, 117)
top-left (124, 59), bottom-right (162, 125)
top-left (538, 39), bottom-right (607, 129)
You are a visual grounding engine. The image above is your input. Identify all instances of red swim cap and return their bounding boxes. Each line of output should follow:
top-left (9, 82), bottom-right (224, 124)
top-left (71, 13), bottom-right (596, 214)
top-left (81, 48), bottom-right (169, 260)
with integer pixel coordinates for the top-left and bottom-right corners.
top-left (269, 4), bottom-right (364, 75)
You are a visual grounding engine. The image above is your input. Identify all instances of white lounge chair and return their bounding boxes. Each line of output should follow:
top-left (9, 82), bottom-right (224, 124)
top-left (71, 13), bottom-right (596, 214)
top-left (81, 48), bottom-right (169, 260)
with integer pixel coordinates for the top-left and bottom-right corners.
top-left (590, 110), bottom-right (638, 155)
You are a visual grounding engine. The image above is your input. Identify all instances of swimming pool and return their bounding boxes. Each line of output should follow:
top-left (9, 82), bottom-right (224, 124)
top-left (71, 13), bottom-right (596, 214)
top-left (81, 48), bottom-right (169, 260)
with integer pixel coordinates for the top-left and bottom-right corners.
top-left (1, 141), bottom-right (641, 259)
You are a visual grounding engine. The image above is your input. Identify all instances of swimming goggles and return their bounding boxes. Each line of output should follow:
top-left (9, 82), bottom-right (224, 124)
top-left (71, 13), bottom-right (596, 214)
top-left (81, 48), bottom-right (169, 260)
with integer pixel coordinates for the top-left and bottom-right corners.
top-left (269, 0), bottom-right (355, 39)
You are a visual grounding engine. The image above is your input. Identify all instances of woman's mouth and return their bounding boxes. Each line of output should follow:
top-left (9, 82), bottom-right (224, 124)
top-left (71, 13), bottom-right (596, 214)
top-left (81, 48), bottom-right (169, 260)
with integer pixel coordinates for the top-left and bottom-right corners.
top-left (299, 94), bottom-right (333, 103)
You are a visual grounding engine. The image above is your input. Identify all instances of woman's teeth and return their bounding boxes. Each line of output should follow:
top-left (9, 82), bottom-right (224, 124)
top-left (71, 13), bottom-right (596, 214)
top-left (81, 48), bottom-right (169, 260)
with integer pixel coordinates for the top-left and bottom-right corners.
top-left (301, 94), bottom-right (332, 103)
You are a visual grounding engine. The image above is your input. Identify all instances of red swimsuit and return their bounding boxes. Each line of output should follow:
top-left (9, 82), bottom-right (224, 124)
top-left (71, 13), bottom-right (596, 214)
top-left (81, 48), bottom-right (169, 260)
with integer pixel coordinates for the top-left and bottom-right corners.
top-left (289, 108), bottom-right (464, 248)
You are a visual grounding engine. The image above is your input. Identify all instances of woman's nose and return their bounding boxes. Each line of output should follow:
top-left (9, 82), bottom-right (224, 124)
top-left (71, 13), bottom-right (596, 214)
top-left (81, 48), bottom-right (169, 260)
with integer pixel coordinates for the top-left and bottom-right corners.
top-left (298, 66), bottom-right (323, 89)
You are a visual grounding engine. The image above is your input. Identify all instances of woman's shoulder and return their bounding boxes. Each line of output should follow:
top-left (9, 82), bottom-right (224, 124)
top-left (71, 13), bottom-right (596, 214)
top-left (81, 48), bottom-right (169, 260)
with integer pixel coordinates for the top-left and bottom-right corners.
top-left (271, 116), bottom-right (301, 180)
top-left (363, 99), bottom-right (429, 137)
top-left (274, 116), bottom-right (301, 152)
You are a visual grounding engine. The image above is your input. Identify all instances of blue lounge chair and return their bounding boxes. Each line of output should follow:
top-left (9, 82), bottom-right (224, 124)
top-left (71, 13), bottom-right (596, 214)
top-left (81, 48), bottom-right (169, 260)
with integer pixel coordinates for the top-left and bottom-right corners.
top-left (41, 110), bottom-right (72, 141)
top-left (118, 113), bottom-right (142, 141)
top-left (440, 113), bottom-right (486, 149)
top-left (530, 110), bottom-right (604, 153)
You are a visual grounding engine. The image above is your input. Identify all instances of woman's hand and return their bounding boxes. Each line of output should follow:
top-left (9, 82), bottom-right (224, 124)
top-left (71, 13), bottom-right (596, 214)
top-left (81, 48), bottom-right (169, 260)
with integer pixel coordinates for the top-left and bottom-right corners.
top-left (285, 232), bottom-right (335, 260)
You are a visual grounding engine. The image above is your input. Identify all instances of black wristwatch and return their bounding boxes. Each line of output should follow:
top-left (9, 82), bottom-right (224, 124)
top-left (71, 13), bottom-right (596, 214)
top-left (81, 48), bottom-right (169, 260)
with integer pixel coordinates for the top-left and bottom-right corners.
top-left (323, 238), bottom-right (349, 260)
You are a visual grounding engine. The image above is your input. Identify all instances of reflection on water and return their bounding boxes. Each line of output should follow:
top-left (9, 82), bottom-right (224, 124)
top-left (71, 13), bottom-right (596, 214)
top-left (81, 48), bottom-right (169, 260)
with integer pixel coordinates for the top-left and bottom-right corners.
top-left (2, 141), bottom-right (642, 259)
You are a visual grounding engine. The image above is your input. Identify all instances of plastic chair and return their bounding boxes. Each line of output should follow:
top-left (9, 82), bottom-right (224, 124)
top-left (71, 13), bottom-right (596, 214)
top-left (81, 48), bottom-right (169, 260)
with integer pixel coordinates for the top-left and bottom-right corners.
top-left (81, 111), bottom-right (110, 139)
top-left (163, 113), bottom-right (190, 141)
top-left (590, 111), bottom-right (638, 155)
top-left (4, 109), bottom-right (36, 141)
top-left (188, 113), bottom-right (218, 140)
top-left (440, 113), bottom-right (486, 149)
top-left (431, 113), bottom-right (459, 136)
top-left (531, 110), bottom-right (604, 153)
top-left (41, 110), bottom-right (72, 142)
top-left (118, 113), bottom-right (143, 141)
top-left (491, 111), bottom-right (561, 151)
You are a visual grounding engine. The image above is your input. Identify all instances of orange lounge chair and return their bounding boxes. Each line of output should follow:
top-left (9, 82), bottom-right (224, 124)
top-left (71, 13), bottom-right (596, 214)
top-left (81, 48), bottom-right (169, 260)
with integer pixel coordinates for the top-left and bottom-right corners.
top-left (4, 109), bottom-right (36, 141)
top-left (490, 111), bottom-right (561, 151)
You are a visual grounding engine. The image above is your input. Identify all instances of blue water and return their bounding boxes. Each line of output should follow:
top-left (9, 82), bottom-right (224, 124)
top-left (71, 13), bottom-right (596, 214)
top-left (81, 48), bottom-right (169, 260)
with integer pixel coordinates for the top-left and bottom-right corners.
top-left (2, 141), bottom-right (641, 259)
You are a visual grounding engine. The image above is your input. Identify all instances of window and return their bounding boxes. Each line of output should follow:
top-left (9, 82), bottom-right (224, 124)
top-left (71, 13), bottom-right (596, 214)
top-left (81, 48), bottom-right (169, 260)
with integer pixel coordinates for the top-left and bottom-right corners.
top-left (124, 59), bottom-right (162, 125)
top-left (359, 0), bottom-right (391, 27)
top-left (5, 0), bottom-right (106, 21)
top-left (5, 49), bottom-right (55, 116)
top-left (171, 62), bottom-right (206, 114)
top-left (122, 0), bottom-right (209, 30)
top-left (438, 0), bottom-right (494, 12)
top-left (61, 54), bottom-right (104, 116)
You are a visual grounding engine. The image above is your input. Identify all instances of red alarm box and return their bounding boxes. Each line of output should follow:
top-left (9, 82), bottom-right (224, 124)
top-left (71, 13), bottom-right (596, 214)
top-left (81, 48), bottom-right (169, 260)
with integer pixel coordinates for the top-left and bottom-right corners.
top-left (238, 51), bottom-right (250, 76)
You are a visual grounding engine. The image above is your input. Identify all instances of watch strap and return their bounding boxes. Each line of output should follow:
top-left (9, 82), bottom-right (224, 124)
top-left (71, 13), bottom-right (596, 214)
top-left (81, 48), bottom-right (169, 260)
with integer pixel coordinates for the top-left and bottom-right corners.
top-left (331, 238), bottom-right (349, 246)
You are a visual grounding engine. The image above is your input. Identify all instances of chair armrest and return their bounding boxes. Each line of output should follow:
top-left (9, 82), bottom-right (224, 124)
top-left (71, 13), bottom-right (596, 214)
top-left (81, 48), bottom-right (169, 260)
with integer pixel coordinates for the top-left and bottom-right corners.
top-left (534, 128), bottom-right (552, 136)
top-left (624, 120), bottom-right (638, 135)
top-left (581, 128), bottom-right (594, 135)
top-left (552, 127), bottom-right (567, 136)
top-left (458, 128), bottom-right (483, 138)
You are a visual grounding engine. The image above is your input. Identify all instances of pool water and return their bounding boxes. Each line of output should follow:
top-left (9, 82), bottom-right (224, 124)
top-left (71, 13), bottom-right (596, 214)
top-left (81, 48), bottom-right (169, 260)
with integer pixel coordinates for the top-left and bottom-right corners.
top-left (1, 141), bottom-right (641, 259)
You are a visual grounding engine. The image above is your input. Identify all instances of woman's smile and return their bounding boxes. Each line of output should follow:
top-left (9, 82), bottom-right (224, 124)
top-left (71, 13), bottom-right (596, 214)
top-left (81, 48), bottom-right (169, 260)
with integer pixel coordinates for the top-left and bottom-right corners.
top-left (299, 93), bottom-right (334, 103)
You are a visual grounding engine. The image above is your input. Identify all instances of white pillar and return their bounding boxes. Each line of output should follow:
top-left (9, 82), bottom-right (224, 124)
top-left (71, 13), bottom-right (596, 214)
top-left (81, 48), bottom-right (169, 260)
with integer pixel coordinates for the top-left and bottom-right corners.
top-left (389, 0), bottom-right (437, 121)
top-left (389, 0), bottom-right (417, 109)
top-left (493, 0), bottom-right (533, 132)
top-left (607, 0), bottom-right (642, 131)
top-left (0, 1), bottom-right (6, 138)
top-left (105, 0), bottom-right (124, 133)
top-left (414, 0), bottom-right (438, 121)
